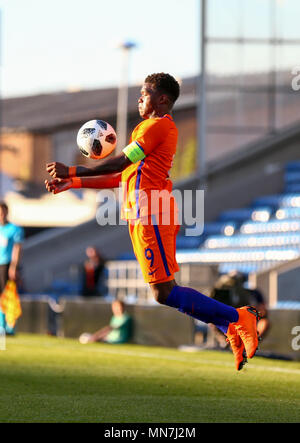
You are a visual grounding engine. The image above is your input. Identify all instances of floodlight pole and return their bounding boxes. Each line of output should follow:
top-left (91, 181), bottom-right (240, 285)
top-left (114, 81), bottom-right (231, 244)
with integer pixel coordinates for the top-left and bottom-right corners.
top-left (197, 0), bottom-right (207, 186)
top-left (116, 41), bottom-right (136, 154)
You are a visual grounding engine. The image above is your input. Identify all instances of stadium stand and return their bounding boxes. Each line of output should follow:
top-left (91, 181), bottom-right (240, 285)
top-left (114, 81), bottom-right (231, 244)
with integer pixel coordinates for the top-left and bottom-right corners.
top-left (176, 161), bottom-right (300, 277)
top-left (21, 112), bottom-right (300, 296)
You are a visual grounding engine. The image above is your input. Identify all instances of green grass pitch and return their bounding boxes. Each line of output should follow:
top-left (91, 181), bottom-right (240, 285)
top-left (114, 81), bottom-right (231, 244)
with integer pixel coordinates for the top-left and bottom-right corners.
top-left (0, 333), bottom-right (299, 423)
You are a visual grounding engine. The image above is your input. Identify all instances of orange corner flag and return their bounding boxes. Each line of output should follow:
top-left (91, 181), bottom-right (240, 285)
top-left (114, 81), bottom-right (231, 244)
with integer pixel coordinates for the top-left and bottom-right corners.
top-left (0, 281), bottom-right (22, 328)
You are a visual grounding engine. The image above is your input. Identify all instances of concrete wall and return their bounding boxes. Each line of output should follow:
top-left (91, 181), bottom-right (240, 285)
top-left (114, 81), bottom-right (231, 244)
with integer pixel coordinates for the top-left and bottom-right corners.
top-left (15, 297), bottom-right (300, 360)
top-left (249, 257), bottom-right (300, 307)
top-left (259, 309), bottom-right (300, 361)
top-left (17, 298), bottom-right (195, 348)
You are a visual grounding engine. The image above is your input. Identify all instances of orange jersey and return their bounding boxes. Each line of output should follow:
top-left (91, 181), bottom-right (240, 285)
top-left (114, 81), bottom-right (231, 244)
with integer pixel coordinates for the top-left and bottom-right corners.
top-left (121, 114), bottom-right (178, 220)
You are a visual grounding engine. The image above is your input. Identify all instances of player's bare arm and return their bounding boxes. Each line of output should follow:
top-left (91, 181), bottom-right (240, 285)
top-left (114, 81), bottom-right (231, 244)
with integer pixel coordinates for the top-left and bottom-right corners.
top-left (46, 152), bottom-right (131, 179)
top-left (9, 243), bottom-right (22, 281)
top-left (45, 173), bottom-right (122, 194)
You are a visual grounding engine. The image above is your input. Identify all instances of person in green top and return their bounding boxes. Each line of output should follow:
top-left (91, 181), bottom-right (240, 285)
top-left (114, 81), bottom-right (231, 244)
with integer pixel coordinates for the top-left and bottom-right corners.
top-left (79, 300), bottom-right (133, 344)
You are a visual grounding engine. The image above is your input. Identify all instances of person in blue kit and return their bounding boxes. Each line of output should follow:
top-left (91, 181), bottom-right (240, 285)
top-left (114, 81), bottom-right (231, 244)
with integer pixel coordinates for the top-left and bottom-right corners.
top-left (0, 202), bottom-right (24, 334)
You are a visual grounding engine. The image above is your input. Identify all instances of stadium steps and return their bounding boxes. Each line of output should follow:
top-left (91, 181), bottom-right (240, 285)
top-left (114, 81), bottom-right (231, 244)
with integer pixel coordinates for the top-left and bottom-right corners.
top-left (22, 213), bottom-right (132, 293)
top-left (176, 162), bottom-right (300, 274)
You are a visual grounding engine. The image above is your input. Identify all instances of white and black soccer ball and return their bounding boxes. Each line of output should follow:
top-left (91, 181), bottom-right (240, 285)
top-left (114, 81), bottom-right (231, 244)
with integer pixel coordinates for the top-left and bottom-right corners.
top-left (77, 119), bottom-right (117, 160)
top-left (79, 333), bottom-right (92, 344)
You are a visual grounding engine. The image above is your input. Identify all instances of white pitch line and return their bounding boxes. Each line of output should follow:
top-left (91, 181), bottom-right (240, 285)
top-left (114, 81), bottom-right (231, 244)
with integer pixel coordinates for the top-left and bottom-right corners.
top-left (83, 346), bottom-right (300, 375)
top-left (8, 339), bottom-right (300, 375)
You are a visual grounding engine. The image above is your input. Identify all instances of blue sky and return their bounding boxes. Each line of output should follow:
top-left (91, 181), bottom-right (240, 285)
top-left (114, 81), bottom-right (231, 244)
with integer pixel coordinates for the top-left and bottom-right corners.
top-left (0, 0), bottom-right (199, 97)
top-left (0, 0), bottom-right (299, 98)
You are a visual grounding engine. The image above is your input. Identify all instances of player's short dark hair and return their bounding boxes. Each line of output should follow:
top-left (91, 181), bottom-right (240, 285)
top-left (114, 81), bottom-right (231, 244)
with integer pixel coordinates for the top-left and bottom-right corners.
top-left (145, 73), bottom-right (180, 104)
top-left (0, 201), bottom-right (8, 212)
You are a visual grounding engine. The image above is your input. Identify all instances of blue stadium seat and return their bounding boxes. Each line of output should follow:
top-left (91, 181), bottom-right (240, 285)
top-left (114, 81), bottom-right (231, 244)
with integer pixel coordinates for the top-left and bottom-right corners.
top-left (285, 161), bottom-right (300, 172)
top-left (252, 194), bottom-right (285, 209)
top-left (176, 247), bottom-right (300, 263)
top-left (176, 236), bottom-right (203, 249)
top-left (252, 194), bottom-right (300, 210)
top-left (240, 218), bottom-right (300, 234)
top-left (279, 194), bottom-right (300, 208)
top-left (218, 263), bottom-right (262, 275)
top-left (217, 207), bottom-right (273, 224)
top-left (203, 221), bottom-right (237, 236)
top-left (218, 208), bottom-right (254, 223)
top-left (117, 252), bottom-right (136, 260)
top-left (204, 232), bottom-right (300, 249)
top-left (284, 171), bottom-right (300, 184)
top-left (276, 207), bottom-right (300, 220)
top-left (118, 162), bottom-right (300, 275)
top-left (285, 183), bottom-right (300, 193)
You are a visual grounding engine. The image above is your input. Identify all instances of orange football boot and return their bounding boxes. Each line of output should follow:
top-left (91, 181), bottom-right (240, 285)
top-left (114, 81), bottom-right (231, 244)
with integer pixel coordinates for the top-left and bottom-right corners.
top-left (226, 323), bottom-right (247, 371)
top-left (232, 306), bottom-right (260, 359)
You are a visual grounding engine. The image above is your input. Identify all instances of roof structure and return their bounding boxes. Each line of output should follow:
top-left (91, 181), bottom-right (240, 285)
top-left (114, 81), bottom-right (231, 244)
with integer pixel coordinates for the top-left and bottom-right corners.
top-left (2, 77), bottom-right (197, 132)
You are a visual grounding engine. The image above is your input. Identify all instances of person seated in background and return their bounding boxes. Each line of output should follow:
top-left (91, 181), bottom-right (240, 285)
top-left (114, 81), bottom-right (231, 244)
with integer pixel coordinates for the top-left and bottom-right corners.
top-left (208, 271), bottom-right (270, 349)
top-left (81, 246), bottom-right (106, 297)
top-left (79, 300), bottom-right (133, 344)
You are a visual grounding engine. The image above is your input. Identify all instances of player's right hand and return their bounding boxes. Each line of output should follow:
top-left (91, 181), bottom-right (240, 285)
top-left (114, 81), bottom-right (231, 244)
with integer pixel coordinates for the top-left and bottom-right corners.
top-left (46, 162), bottom-right (69, 178)
top-left (45, 178), bottom-right (72, 194)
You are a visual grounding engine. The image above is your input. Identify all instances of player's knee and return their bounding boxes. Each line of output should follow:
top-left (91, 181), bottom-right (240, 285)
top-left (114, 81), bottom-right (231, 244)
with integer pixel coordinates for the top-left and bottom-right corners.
top-left (151, 287), bottom-right (167, 305)
top-left (150, 280), bottom-right (176, 305)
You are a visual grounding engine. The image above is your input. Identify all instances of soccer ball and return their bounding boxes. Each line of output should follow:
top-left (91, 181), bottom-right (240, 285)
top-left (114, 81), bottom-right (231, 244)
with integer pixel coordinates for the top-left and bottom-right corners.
top-left (77, 120), bottom-right (117, 160)
top-left (79, 333), bottom-right (92, 344)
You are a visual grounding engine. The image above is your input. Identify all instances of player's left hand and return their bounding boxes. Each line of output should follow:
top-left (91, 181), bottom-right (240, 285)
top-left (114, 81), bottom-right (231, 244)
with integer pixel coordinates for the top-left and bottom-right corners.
top-left (46, 162), bottom-right (69, 178)
top-left (45, 178), bottom-right (72, 194)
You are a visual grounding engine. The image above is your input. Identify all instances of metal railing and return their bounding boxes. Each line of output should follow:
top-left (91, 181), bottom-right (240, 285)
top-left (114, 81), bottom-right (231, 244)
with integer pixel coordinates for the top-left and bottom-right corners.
top-left (106, 260), bottom-right (219, 303)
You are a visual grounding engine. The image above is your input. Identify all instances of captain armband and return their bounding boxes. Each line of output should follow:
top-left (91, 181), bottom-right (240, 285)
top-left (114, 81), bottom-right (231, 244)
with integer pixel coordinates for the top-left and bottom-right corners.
top-left (123, 141), bottom-right (146, 163)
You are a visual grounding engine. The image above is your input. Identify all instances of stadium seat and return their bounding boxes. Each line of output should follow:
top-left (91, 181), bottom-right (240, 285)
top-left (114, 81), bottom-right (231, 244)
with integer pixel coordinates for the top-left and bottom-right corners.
top-left (276, 207), bottom-right (300, 220)
top-left (204, 233), bottom-right (300, 249)
top-left (285, 183), bottom-right (300, 193)
top-left (279, 194), bottom-right (300, 208)
top-left (240, 219), bottom-right (300, 234)
top-left (176, 236), bottom-right (204, 249)
top-left (119, 162), bottom-right (300, 277)
top-left (203, 221), bottom-right (236, 236)
top-left (284, 171), bottom-right (300, 184)
top-left (218, 208), bottom-right (255, 223)
top-left (117, 252), bottom-right (136, 260)
top-left (177, 247), bottom-right (300, 263)
top-left (285, 161), bottom-right (300, 172)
